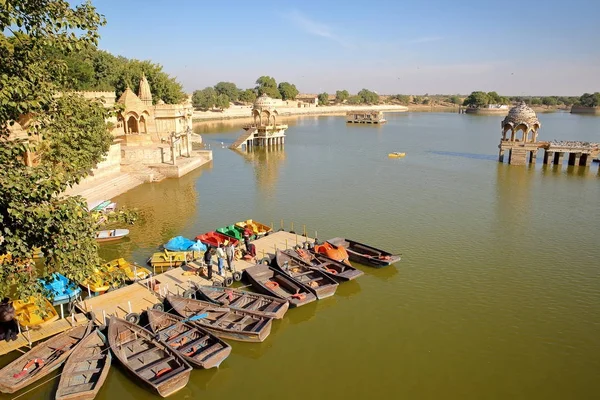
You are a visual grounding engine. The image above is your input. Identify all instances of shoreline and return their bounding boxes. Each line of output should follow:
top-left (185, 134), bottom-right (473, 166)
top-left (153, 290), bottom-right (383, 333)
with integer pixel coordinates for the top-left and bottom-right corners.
top-left (193, 104), bottom-right (409, 122)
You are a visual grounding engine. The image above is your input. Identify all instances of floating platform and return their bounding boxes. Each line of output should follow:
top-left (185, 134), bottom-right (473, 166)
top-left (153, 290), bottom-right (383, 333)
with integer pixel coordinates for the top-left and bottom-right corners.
top-left (0, 313), bottom-right (88, 357)
top-left (346, 111), bottom-right (386, 124)
top-left (76, 231), bottom-right (314, 326)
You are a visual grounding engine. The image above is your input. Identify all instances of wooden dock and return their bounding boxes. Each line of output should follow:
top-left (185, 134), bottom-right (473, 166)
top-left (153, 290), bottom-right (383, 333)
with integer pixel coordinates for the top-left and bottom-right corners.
top-left (0, 313), bottom-right (88, 356)
top-left (76, 231), bottom-right (314, 326)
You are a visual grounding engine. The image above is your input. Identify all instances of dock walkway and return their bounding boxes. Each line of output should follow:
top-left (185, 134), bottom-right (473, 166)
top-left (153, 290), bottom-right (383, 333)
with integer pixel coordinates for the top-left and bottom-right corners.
top-left (77, 231), bottom-right (314, 326)
top-left (0, 313), bottom-right (88, 357)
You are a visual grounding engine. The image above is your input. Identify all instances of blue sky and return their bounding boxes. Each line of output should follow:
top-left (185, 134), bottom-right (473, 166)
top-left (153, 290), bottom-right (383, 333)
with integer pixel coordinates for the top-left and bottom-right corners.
top-left (94, 0), bottom-right (599, 95)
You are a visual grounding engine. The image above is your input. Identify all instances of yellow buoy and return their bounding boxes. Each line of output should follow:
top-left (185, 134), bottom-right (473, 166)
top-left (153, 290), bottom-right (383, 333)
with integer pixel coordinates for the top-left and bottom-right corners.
top-left (388, 152), bottom-right (406, 158)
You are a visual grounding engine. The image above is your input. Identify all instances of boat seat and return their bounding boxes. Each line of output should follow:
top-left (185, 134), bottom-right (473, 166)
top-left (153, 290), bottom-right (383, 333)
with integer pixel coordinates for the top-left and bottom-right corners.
top-left (291, 271), bottom-right (313, 277)
top-left (231, 315), bottom-right (252, 328)
top-left (195, 342), bottom-right (221, 357)
top-left (305, 277), bottom-right (323, 284)
top-left (75, 367), bottom-right (103, 375)
top-left (71, 354), bottom-right (106, 363)
top-left (262, 302), bottom-right (280, 314)
top-left (250, 319), bottom-right (267, 332)
top-left (179, 335), bottom-right (209, 353)
top-left (213, 313), bottom-right (230, 325)
top-left (128, 346), bottom-right (161, 360)
top-left (152, 364), bottom-right (186, 385)
top-left (166, 329), bottom-right (196, 345)
top-left (136, 355), bottom-right (174, 373)
top-left (352, 244), bottom-right (380, 255)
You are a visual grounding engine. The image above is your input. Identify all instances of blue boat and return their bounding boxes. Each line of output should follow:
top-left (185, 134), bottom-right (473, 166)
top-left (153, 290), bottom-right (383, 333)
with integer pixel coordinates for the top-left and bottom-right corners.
top-left (163, 236), bottom-right (207, 252)
top-left (39, 273), bottom-right (82, 306)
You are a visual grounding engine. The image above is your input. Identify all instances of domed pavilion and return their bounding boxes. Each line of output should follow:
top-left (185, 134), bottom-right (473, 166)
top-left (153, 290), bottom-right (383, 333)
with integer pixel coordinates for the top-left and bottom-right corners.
top-left (498, 102), bottom-right (542, 165)
top-left (230, 93), bottom-right (288, 149)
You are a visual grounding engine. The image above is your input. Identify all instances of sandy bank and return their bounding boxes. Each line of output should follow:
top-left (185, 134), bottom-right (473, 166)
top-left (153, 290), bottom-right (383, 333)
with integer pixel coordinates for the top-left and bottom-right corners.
top-left (193, 104), bottom-right (408, 122)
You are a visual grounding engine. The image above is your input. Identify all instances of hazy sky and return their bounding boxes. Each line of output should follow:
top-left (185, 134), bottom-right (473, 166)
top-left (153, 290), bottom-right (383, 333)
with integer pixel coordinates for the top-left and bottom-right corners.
top-left (95, 0), bottom-right (600, 96)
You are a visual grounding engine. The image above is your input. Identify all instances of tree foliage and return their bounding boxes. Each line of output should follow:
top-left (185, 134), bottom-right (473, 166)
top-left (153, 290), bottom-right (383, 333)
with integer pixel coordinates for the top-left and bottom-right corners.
top-left (0, 0), bottom-right (128, 300)
top-left (255, 76), bottom-right (281, 98)
top-left (390, 94), bottom-right (410, 105)
top-left (216, 94), bottom-right (230, 110)
top-left (214, 82), bottom-right (238, 102)
top-left (578, 92), bottom-right (600, 107)
top-left (541, 96), bottom-right (557, 106)
top-left (462, 91), bottom-right (509, 107)
top-left (447, 95), bottom-right (461, 104)
top-left (278, 82), bottom-right (299, 101)
top-left (357, 89), bottom-right (379, 104)
top-left (318, 92), bottom-right (329, 106)
top-left (192, 87), bottom-right (217, 110)
top-left (238, 89), bottom-right (257, 104)
top-left (335, 90), bottom-right (349, 103)
top-left (347, 95), bottom-right (362, 105)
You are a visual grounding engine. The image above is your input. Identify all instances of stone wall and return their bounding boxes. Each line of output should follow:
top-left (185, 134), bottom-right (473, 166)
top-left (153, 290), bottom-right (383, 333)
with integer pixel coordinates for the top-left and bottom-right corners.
top-left (121, 145), bottom-right (172, 164)
top-left (465, 108), bottom-right (509, 116)
top-left (570, 106), bottom-right (600, 115)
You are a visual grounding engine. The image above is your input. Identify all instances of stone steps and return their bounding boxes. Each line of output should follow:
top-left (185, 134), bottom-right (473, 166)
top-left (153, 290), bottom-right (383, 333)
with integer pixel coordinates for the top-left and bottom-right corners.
top-left (230, 129), bottom-right (256, 149)
top-left (66, 172), bottom-right (145, 203)
top-left (121, 165), bottom-right (167, 183)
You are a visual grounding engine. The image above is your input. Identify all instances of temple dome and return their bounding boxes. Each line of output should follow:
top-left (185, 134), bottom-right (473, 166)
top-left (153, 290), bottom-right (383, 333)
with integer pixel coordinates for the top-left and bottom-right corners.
top-left (502, 102), bottom-right (540, 128)
top-left (138, 74), bottom-right (152, 106)
top-left (254, 93), bottom-right (278, 108)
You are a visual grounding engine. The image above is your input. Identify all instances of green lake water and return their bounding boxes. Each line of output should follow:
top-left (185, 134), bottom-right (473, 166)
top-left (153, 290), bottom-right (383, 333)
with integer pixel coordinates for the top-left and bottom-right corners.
top-left (6, 111), bottom-right (600, 399)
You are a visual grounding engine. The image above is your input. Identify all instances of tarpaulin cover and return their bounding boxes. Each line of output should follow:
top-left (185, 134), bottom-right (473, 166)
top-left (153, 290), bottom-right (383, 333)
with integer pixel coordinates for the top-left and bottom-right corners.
top-left (164, 236), bottom-right (207, 252)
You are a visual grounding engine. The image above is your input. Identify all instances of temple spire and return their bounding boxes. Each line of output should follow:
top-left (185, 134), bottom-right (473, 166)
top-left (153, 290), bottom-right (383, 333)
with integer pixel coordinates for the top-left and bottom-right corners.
top-left (138, 73), bottom-right (152, 106)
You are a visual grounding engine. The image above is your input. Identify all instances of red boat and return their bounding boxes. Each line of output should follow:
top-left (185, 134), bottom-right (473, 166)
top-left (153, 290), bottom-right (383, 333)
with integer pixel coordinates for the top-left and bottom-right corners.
top-left (195, 231), bottom-right (240, 248)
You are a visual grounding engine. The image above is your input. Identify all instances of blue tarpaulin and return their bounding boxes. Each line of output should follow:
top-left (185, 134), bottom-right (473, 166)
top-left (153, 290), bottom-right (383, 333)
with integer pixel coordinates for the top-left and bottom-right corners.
top-left (164, 236), bottom-right (207, 252)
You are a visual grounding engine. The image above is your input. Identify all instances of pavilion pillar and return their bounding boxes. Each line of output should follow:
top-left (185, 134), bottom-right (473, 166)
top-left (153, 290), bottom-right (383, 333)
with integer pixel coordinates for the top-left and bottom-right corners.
top-left (568, 152), bottom-right (581, 166)
top-left (498, 148), bottom-right (505, 163)
top-left (553, 152), bottom-right (564, 165)
top-left (529, 150), bottom-right (537, 164)
top-left (579, 154), bottom-right (592, 167)
top-left (543, 150), bottom-right (554, 165)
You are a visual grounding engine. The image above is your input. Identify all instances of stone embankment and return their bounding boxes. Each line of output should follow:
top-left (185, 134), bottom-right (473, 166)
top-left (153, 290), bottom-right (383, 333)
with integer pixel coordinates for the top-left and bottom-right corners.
top-left (193, 104), bottom-right (408, 121)
top-left (570, 106), bottom-right (600, 115)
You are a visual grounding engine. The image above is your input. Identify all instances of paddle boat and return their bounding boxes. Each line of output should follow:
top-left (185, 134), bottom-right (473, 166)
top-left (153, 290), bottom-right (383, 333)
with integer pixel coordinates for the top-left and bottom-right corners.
top-left (216, 225), bottom-right (243, 240)
top-left (312, 241), bottom-right (351, 266)
top-left (38, 273), bottom-right (82, 306)
top-left (95, 228), bottom-right (129, 243)
top-left (88, 199), bottom-right (116, 213)
top-left (148, 250), bottom-right (194, 270)
top-left (195, 231), bottom-right (239, 247)
top-left (388, 152), bottom-right (406, 158)
top-left (79, 266), bottom-right (122, 297)
top-left (163, 236), bottom-right (207, 253)
top-left (104, 258), bottom-right (151, 282)
top-left (234, 219), bottom-right (272, 238)
top-left (13, 297), bottom-right (59, 328)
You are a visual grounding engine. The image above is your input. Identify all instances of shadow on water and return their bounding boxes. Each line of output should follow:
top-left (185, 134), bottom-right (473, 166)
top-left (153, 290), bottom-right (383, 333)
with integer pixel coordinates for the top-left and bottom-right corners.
top-left (429, 150), bottom-right (498, 161)
top-left (335, 280), bottom-right (362, 298)
top-left (355, 264), bottom-right (399, 281)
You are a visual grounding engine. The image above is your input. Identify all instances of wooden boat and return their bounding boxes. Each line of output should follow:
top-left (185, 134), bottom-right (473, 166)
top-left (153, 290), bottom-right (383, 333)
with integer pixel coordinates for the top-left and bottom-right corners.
top-left (279, 248), bottom-right (364, 282)
top-left (146, 309), bottom-right (231, 369)
top-left (167, 294), bottom-right (272, 343)
top-left (95, 229), bottom-right (129, 243)
top-left (195, 285), bottom-right (289, 319)
top-left (388, 152), bottom-right (406, 158)
top-left (104, 258), bottom-right (151, 282)
top-left (0, 323), bottom-right (92, 394)
top-left (148, 250), bottom-right (193, 269)
top-left (274, 251), bottom-right (339, 299)
top-left (38, 273), bottom-right (82, 306)
top-left (56, 328), bottom-right (111, 400)
top-left (325, 237), bottom-right (401, 267)
top-left (195, 231), bottom-right (239, 248)
top-left (234, 219), bottom-right (272, 238)
top-left (108, 317), bottom-right (192, 397)
top-left (13, 297), bottom-right (59, 328)
top-left (313, 240), bottom-right (351, 265)
top-left (244, 264), bottom-right (317, 308)
top-left (215, 225), bottom-right (243, 240)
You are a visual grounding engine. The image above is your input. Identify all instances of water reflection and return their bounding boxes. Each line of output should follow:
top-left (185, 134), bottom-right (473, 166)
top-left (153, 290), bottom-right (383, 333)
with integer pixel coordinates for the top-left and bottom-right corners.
top-left (356, 264), bottom-right (399, 282)
top-left (233, 146), bottom-right (286, 194)
top-left (335, 280), bottom-right (362, 298)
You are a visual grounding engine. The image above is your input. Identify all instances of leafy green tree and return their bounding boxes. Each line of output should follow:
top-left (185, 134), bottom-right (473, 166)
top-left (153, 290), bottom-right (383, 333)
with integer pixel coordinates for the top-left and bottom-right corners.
top-left (255, 76), bottom-right (281, 98)
top-left (318, 92), bottom-right (329, 105)
top-left (113, 59), bottom-right (184, 104)
top-left (530, 97), bottom-right (542, 106)
top-left (192, 87), bottom-right (217, 109)
top-left (238, 89), bottom-right (257, 104)
top-left (335, 90), bottom-right (350, 103)
top-left (542, 96), bottom-right (558, 106)
top-left (347, 95), bottom-right (362, 105)
top-left (462, 91), bottom-right (490, 107)
top-left (422, 98), bottom-right (430, 105)
top-left (0, 1), bottom-right (126, 300)
top-left (214, 82), bottom-right (239, 102)
top-left (358, 89), bottom-right (379, 104)
top-left (447, 95), bottom-right (461, 104)
top-left (278, 82), bottom-right (299, 100)
top-left (487, 91), bottom-right (501, 104)
top-left (578, 92), bottom-right (600, 107)
top-left (216, 94), bottom-right (230, 110)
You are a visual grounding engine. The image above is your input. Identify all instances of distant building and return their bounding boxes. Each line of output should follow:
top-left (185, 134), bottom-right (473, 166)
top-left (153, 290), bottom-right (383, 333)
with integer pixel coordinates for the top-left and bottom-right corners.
top-left (296, 94), bottom-right (319, 107)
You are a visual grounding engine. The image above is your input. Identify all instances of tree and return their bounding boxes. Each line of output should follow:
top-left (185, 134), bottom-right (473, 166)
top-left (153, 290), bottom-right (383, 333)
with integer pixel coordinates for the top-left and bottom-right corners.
top-left (192, 87), bottom-right (217, 109)
top-left (530, 97), bottom-right (542, 106)
top-left (347, 95), bottom-right (362, 105)
top-left (216, 94), bottom-right (230, 110)
top-left (422, 98), bottom-right (430, 105)
top-left (578, 92), bottom-right (600, 107)
top-left (462, 91), bottom-right (490, 107)
top-left (318, 92), bottom-right (329, 106)
top-left (238, 89), bottom-right (257, 104)
top-left (278, 82), bottom-right (299, 101)
top-left (214, 82), bottom-right (239, 102)
top-left (335, 90), bottom-right (350, 103)
top-left (447, 95), bottom-right (461, 104)
top-left (487, 91), bottom-right (501, 104)
top-left (0, 1), bottom-right (128, 301)
top-left (255, 76), bottom-right (281, 98)
top-left (542, 96), bottom-right (558, 106)
top-left (357, 89), bottom-right (379, 104)
top-left (113, 59), bottom-right (185, 104)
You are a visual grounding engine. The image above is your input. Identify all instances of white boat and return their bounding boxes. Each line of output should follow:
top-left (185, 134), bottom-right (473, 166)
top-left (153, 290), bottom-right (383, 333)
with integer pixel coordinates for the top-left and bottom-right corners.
top-left (95, 229), bottom-right (129, 242)
top-left (88, 200), bottom-right (116, 213)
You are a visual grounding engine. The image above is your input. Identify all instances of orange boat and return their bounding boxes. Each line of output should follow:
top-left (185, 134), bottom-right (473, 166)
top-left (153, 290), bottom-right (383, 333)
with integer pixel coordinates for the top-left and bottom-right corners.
top-left (312, 241), bottom-right (351, 266)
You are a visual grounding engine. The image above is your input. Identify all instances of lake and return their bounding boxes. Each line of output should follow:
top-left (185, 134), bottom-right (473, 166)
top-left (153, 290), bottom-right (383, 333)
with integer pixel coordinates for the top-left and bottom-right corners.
top-left (8, 111), bottom-right (600, 400)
